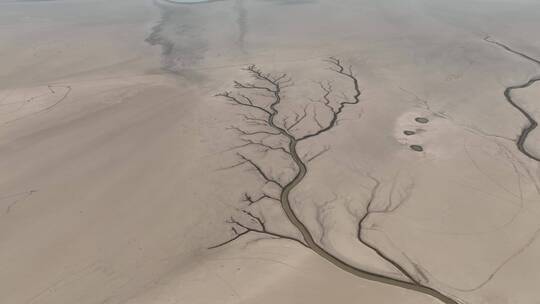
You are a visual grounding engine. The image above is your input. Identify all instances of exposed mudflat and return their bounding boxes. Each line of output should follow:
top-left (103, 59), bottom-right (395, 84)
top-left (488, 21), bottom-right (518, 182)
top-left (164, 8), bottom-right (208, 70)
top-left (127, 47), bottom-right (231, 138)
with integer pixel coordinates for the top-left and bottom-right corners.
top-left (1, 1), bottom-right (540, 304)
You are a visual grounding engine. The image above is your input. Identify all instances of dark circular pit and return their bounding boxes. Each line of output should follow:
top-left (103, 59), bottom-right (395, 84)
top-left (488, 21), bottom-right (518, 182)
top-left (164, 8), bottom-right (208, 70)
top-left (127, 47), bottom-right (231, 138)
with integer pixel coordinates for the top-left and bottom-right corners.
top-left (403, 130), bottom-right (416, 136)
top-left (410, 145), bottom-right (424, 152)
top-left (415, 117), bottom-right (429, 124)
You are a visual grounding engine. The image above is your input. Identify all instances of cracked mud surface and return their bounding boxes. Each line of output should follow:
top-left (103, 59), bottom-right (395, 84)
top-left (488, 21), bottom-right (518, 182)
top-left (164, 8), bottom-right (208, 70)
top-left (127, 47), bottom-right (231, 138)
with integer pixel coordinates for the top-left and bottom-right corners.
top-left (2, 1), bottom-right (540, 304)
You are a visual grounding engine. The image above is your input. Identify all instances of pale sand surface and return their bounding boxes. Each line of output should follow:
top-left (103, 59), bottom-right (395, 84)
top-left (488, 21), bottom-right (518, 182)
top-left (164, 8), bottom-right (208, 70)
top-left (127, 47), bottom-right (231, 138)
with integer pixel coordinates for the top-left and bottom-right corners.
top-left (1, 0), bottom-right (540, 304)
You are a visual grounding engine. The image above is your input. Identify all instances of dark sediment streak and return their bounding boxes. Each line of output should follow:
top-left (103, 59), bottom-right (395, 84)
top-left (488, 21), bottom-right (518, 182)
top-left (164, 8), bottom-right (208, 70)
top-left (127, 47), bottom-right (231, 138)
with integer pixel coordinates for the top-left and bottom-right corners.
top-left (235, 0), bottom-right (247, 51)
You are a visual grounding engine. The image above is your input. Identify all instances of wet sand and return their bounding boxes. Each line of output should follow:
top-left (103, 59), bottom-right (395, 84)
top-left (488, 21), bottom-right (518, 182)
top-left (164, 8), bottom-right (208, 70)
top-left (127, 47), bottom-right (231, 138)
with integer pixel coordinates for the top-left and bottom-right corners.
top-left (2, 0), bottom-right (540, 303)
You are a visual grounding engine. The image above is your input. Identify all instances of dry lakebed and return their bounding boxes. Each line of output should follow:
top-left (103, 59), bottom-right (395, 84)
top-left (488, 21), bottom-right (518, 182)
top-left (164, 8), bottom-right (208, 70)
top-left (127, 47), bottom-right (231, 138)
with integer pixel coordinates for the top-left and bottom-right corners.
top-left (1, 0), bottom-right (540, 304)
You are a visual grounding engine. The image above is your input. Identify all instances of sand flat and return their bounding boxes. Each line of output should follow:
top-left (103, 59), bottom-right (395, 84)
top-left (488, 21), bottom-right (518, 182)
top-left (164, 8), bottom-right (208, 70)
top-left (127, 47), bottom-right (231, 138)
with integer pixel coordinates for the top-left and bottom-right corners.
top-left (1, 0), bottom-right (540, 303)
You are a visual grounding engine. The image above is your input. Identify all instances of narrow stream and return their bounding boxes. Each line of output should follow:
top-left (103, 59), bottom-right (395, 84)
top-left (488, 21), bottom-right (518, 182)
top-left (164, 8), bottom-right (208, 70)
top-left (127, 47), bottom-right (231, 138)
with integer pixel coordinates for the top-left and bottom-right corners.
top-left (485, 36), bottom-right (540, 162)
